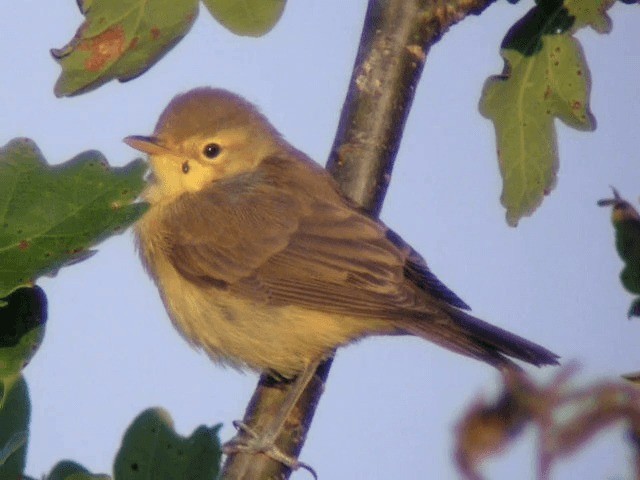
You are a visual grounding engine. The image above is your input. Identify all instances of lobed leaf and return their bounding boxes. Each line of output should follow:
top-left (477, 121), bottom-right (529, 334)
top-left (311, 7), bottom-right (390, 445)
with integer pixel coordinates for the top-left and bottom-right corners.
top-left (564, 0), bottom-right (617, 34)
top-left (52, 0), bottom-right (199, 97)
top-left (480, 35), bottom-right (594, 226)
top-left (480, 0), bottom-right (628, 225)
top-left (113, 407), bottom-right (222, 479)
top-left (0, 138), bottom-right (148, 298)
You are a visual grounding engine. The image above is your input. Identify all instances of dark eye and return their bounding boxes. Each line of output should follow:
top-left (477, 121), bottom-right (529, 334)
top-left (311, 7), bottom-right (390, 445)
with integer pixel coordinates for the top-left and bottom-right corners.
top-left (203, 143), bottom-right (221, 159)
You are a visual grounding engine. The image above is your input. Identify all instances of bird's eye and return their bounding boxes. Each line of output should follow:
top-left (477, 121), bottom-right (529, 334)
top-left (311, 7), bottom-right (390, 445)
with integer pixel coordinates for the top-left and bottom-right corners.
top-left (203, 143), bottom-right (221, 159)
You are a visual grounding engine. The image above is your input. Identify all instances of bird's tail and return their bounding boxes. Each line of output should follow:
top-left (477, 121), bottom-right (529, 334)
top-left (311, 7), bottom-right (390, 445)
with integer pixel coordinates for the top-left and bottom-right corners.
top-left (401, 308), bottom-right (559, 370)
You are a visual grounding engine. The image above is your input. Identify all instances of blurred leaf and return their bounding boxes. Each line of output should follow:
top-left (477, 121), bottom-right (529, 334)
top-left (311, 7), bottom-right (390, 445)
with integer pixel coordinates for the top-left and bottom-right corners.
top-left (52, 0), bottom-right (198, 96)
top-left (564, 0), bottom-right (617, 33)
top-left (455, 387), bottom-right (529, 474)
top-left (0, 377), bottom-right (29, 478)
top-left (455, 367), bottom-right (640, 478)
top-left (113, 408), bottom-right (222, 480)
top-left (202, 0), bottom-right (286, 36)
top-left (47, 460), bottom-right (110, 480)
top-left (0, 138), bottom-right (148, 298)
top-left (0, 287), bottom-right (47, 378)
top-left (628, 298), bottom-right (640, 317)
top-left (622, 371), bottom-right (640, 384)
top-left (480, 34), bottom-right (594, 226)
top-left (598, 188), bottom-right (640, 318)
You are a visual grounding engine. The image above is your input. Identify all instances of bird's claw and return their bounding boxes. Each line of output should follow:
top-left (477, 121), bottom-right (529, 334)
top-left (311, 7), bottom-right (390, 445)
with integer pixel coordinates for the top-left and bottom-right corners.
top-left (223, 420), bottom-right (318, 479)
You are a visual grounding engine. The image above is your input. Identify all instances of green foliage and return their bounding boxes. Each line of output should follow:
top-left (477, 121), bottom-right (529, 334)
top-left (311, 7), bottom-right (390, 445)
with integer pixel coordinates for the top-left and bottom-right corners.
top-left (0, 377), bottom-right (29, 478)
top-left (52, 0), bottom-right (288, 96)
top-left (598, 188), bottom-right (640, 318)
top-left (52, 0), bottom-right (199, 97)
top-left (0, 287), bottom-right (47, 378)
top-left (113, 408), bottom-right (222, 479)
top-left (502, 0), bottom-right (574, 55)
top-left (0, 139), bottom-right (147, 299)
top-left (565, 0), bottom-right (616, 33)
top-left (202, 0), bottom-right (286, 36)
top-left (0, 287), bottom-right (47, 479)
top-left (480, 35), bottom-right (594, 226)
top-left (480, 0), bottom-right (624, 226)
top-left (47, 460), bottom-right (110, 480)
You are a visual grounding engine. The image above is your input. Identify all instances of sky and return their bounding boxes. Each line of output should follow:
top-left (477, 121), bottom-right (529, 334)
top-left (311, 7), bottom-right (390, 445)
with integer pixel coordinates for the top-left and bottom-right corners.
top-left (1, 1), bottom-right (640, 479)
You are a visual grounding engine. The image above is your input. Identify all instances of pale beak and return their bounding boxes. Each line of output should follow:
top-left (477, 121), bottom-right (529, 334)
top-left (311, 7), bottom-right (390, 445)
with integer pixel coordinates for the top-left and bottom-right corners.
top-left (123, 135), bottom-right (168, 155)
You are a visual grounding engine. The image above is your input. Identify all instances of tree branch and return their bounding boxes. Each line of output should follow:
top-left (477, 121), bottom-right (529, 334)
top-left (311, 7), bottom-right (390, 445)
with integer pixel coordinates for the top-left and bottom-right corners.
top-left (220, 0), bottom-right (496, 478)
top-left (328, 0), bottom-right (497, 212)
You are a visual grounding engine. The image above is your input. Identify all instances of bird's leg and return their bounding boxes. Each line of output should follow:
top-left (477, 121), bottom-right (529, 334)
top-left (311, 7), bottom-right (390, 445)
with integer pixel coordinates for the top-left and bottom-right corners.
top-left (223, 361), bottom-right (320, 476)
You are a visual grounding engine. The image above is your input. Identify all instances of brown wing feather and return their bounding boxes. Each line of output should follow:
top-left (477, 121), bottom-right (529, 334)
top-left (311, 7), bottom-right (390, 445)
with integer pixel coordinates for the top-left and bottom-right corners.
top-left (159, 154), bottom-right (559, 368)
top-left (163, 168), bottom-right (301, 285)
top-left (161, 154), bottom-right (454, 318)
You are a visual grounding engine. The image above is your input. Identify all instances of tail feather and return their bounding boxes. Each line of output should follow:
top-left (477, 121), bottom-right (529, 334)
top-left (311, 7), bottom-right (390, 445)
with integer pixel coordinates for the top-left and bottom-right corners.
top-left (402, 308), bottom-right (559, 370)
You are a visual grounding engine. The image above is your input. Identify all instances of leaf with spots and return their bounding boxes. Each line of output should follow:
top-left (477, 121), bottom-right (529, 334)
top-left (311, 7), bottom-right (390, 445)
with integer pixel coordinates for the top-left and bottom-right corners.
top-left (113, 408), bottom-right (222, 480)
top-left (480, 34), bottom-right (595, 226)
top-left (598, 188), bottom-right (640, 318)
top-left (0, 138), bottom-right (148, 299)
top-left (52, 0), bottom-right (198, 97)
top-left (202, 0), bottom-right (286, 36)
top-left (479, 0), bottom-right (630, 226)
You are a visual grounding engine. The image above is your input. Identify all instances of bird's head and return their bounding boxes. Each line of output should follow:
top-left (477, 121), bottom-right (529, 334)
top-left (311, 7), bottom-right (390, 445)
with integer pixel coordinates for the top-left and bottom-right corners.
top-left (125, 88), bottom-right (284, 202)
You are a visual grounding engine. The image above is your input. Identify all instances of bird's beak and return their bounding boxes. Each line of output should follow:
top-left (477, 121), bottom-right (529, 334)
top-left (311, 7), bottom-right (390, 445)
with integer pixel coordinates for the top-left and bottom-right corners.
top-left (123, 135), bottom-right (168, 155)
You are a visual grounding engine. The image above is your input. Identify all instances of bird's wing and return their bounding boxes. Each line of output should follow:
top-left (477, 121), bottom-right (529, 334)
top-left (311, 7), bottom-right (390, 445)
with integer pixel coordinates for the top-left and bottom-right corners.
top-left (162, 155), bottom-right (466, 318)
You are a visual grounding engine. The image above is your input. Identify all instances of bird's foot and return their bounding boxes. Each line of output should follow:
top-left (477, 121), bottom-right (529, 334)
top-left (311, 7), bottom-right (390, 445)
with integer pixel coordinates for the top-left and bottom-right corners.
top-left (223, 420), bottom-right (318, 479)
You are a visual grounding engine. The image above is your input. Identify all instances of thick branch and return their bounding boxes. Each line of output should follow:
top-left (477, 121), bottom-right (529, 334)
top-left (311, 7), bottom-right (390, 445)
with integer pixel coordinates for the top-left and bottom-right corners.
top-left (327, 0), bottom-right (497, 213)
top-left (220, 0), bottom-right (496, 478)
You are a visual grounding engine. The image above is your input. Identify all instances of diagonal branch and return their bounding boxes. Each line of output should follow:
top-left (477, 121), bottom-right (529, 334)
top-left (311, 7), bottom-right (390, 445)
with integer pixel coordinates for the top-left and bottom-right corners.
top-left (220, 0), bottom-right (496, 478)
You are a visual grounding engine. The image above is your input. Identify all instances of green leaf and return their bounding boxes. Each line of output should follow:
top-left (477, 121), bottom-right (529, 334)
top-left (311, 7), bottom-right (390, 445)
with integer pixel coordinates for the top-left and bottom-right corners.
top-left (482, 0), bottom-right (624, 225)
top-left (202, 0), bottom-right (286, 36)
top-left (52, 0), bottom-right (199, 97)
top-left (502, 0), bottom-right (574, 56)
top-left (0, 377), bottom-right (29, 478)
top-left (480, 34), bottom-right (594, 226)
top-left (47, 460), bottom-right (110, 480)
top-left (565, 0), bottom-right (617, 34)
top-left (598, 188), bottom-right (640, 318)
top-left (0, 138), bottom-right (148, 298)
top-left (113, 408), bottom-right (222, 479)
top-left (0, 287), bottom-right (47, 378)
top-left (0, 288), bottom-right (45, 480)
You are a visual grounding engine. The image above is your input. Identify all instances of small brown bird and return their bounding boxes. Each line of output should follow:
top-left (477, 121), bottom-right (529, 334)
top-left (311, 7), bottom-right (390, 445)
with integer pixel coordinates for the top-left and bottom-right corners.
top-left (125, 87), bottom-right (558, 464)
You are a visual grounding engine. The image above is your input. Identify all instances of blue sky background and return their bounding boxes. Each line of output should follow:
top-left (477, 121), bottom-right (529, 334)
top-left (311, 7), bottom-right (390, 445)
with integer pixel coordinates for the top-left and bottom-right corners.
top-left (2, 1), bottom-right (640, 478)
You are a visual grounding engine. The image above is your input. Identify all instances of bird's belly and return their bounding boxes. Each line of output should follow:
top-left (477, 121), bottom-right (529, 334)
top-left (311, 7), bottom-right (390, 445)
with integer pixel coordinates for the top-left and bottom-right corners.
top-left (148, 256), bottom-right (384, 377)
top-left (134, 208), bottom-right (396, 376)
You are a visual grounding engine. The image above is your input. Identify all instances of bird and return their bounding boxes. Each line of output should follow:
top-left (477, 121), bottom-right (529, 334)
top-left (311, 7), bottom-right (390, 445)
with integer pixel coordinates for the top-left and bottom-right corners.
top-left (124, 87), bottom-right (559, 467)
